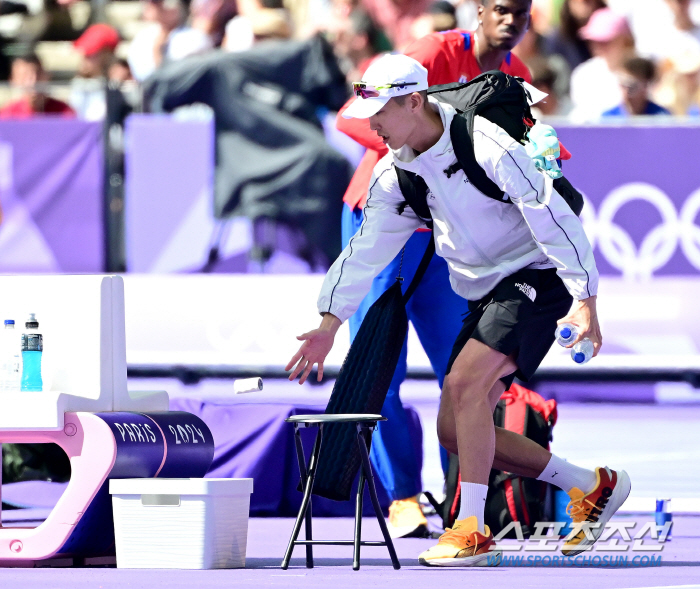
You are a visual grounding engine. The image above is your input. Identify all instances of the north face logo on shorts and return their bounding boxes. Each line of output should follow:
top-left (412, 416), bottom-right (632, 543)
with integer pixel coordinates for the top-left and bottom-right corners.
top-left (515, 282), bottom-right (536, 302)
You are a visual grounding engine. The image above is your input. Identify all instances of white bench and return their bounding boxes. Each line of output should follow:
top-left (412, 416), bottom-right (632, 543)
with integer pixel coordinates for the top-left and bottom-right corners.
top-left (0, 275), bottom-right (167, 430)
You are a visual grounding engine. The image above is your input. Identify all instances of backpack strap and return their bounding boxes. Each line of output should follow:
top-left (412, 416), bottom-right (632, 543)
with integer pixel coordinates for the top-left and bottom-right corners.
top-left (509, 477), bottom-right (532, 536)
top-left (395, 167), bottom-right (434, 228)
top-left (392, 166), bottom-right (436, 305)
top-left (449, 111), bottom-right (509, 202)
top-left (552, 176), bottom-right (584, 216)
top-left (402, 237), bottom-right (435, 304)
top-left (450, 117), bottom-right (585, 215)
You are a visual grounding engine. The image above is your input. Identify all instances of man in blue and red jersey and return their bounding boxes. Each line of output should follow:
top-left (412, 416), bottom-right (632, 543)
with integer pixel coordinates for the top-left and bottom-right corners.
top-left (334, 0), bottom-right (532, 539)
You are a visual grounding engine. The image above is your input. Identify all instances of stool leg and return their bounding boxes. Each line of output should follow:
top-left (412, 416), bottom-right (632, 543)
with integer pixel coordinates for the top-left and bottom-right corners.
top-left (293, 426), bottom-right (308, 483)
top-left (356, 423), bottom-right (401, 570)
top-left (304, 490), bottom-right (314, 568)
top-left (293, 426), bottom-right (314, 567)
top-left (282, 425), bottom-right (324, 570)
top-left (353, 471), bottom-right (366, 571)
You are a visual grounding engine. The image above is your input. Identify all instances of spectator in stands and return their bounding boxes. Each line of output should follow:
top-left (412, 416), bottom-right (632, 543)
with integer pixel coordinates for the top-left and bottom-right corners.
top-left (512, 18), bottom-right (571, 91)
top-left (544, 0), bottom-right (606, 72)
top-left (74, 24), bottom-right (121, 79)
top-left (332, 8), bottom-right (383, 82)
top-left (455, 0), bottom-right (480, 30)
top-left (360, 0), bottom-right (433, 50)
top-left (223, 6), bottom-right (293, 51)
top-left (109, 58), bottom-right (134, 83)
top-left (429, 0), bottom-right (458, 31)
top-left (410, 1), bottom-right (459, 41)
top-left (512, 24), bottom-right (545, 65)
top-left (603, 56), bottom-right (670, 116)
top-left (18, 0), bottom-right (80, 43)
top-left (569, 7), bottom-right (634, 121)
top-left (249, 8), bottom-right (293, 40)
top-left (70, 24), bottom-right (121, 121)
top-left (190, 0), bottom-right (237, 46)
top-left (128, 0), bottom-right (214, 82)
top-left (513, 12), bottom-right (571, 98)
top-left (529, 56), bottom-right (571, 118)
top-left (656, 43), bottom-right (700, 115)
top-left (274, 0), bottom-right (323, 40)
top-left (0, 54), bottom-right (74, 118)
top-left (611, 0), bottom-right (697, 63)
top-left (222, 13), bottom-right (256, 51)
top-left (665, 0), bottom-right (700, 43)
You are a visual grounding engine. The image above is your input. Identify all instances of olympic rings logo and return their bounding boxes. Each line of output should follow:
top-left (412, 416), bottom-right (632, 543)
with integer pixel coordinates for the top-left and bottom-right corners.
top-left (578, 182), bottom-right (700, 279)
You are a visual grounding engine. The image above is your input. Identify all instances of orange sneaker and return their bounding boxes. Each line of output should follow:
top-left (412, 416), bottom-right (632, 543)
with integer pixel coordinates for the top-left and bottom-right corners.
top-left (418, 516), bottom-right (501, 567)
top-left (562, 467), bottom-right (631, 556)
top-left (388, 496), bottom-right (429, 538)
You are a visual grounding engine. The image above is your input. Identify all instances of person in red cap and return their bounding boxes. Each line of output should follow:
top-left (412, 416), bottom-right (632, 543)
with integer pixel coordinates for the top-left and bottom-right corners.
top-left (0, 54), bottom-right (74, 119)
top-left (74, 23), bottom-right (121, 79)
top-left (70, 24), bottom-right (122, 120)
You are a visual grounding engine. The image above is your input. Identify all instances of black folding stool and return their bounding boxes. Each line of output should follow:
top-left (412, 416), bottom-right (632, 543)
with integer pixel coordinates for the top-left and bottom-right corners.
top-left (280, 414), bottom-right (401, 571)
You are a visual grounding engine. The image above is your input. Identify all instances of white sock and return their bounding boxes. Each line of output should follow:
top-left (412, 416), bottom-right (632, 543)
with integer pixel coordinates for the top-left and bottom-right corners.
top-left (537, 454), bottom-right (597, 494)
top-left (457, 482), bottom-right (488, 532)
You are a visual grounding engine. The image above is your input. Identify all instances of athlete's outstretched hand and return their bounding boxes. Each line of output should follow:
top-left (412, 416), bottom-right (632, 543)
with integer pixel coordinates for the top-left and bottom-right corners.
top-left (557, 295), bottom-right (603, 357)
top-left (286, 313), bottom-right (342, 384)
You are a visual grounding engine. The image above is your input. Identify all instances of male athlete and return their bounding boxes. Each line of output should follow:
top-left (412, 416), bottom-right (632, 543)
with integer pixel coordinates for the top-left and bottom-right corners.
top-left (333, 0), bottom-right (533, 538)
top-left (287, 53), bottom-right (631, 566)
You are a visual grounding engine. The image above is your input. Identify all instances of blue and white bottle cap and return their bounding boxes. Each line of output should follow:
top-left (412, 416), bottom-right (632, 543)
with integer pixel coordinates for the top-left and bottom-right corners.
top-left (4, 319), bottom-right (14, 325)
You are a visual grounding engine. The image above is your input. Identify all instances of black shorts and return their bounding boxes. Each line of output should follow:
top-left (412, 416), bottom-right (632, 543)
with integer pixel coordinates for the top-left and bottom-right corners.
top-left (445, 267), bottom-right (573, 388)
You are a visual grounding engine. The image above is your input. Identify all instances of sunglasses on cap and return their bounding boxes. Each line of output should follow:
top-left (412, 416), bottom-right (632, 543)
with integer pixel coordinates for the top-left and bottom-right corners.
top-left (353, 81), bottom-right (419, 99)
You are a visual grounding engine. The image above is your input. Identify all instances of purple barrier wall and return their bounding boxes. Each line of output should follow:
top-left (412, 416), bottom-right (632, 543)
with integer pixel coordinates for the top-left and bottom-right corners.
top-left (558, 125), bottom-right (700, 278)
top-left (124, 115), bottom-right (223, 273)
top-left (123, 114), bottom-right (314, 274)
top-left (0, 120), bottom-right (103, 272)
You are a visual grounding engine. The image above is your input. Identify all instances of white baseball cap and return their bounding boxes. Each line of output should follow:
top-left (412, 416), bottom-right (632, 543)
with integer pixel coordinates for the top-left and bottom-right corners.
top-left (342, 54), bottom-right (429, 119)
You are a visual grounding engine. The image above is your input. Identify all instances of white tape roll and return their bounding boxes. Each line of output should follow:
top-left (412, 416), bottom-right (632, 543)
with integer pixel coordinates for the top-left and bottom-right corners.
top-left (234, 377), bottom-right (263, 394)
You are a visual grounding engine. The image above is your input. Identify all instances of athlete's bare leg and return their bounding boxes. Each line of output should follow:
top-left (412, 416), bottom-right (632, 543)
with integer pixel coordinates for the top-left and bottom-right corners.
top-left (427, 342), bottom-right (629, 566)
top-left (438, 341), bottom-right (551, 481)
top-left (439, 339), bottom-right (516, 484)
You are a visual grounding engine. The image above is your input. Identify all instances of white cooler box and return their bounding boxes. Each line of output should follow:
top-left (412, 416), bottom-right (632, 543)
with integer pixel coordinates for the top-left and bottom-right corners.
top-left (109, 478), bottom-right (254, 569)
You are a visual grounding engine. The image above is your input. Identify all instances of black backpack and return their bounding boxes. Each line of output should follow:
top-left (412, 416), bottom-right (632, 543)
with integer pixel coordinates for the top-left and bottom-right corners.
top-left (395, 70), bottom-right (583, 228)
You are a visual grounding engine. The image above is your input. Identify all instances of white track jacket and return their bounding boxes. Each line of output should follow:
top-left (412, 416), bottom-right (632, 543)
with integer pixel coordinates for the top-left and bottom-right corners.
top-left (318, 100), bottom-right (598, 323)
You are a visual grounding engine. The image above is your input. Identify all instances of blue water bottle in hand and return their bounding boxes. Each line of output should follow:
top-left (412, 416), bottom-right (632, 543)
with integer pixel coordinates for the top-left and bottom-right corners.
top-left (21, 313), bottom-right (43, 392)
top-left (571, 339), bottom-right (594, 364)
top-left (555, 323), bottom-right (594, 364)
top-left (555, 323), bottom-right (578, 347)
